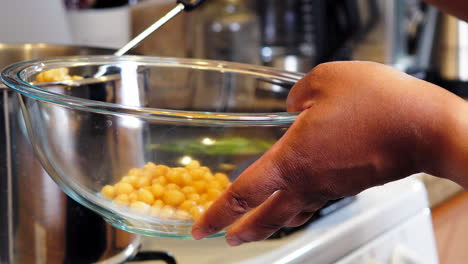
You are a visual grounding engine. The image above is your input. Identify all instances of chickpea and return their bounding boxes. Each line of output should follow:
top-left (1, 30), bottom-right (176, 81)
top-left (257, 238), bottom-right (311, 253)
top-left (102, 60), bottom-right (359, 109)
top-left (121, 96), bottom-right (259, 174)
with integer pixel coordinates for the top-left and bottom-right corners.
top-left (114, 194), bottom-right (130, 206)
top-left (120, 176), bottom-right (130, 183)
top-left (187, 193), bottom-right (201, 203)
top-left (207, 180), bottom-right (222, 190)
top-left (189, 206), bottom-right (205, 221)
top-left (136, 176), bottom-right (151, 189)
top-left (130, 201), bottom-right (151, 215)
top-left (193, 181), bottom-right (207, 194)
top-left (180, 200), bottom-right (197, 211)
top-left (144, 162), bottom-right (157, 171)
top-left (129, 192), bottom-right (138, 203)
top-left (128, 168), bottom-right (142, 177)
top-left (163, 190), bottom-right (185, 207)
top-left (151, 184), bottom-right (165, 198)
top-left (190, 168), bottom-right (205, 180)
top-left (157, 176), bottom-right (168, 186)
top-left (173, 167), bottom-right (187, 174)
top-left (203, 172), bottom-right (215, 182)
top-left (160, 205), bottom-right (176, 219)
top-left (155, 165), bottom-right (170, 176)
top-left (207, 188), bottom-right (222, 201)
top-left (101, 185), bottom-right (115, 199)
top-left (181, 173), bottom-right (193, 186)
top-left (182, 186), bottom-right (196, 195)
top-left (166, 183), bottom-right (180, 190)
top-left (152, 176), bottom-right (167, 186)
top-left (122, 175), bottom-right (138, 188)
top-left (153, 199), bottom-right (165, 208)
top-left (114, 182), bottom-right (134, 195)
top-left (166, 170), bottom-right (183, 185)
top-left (175, 210), bottom-right (192, 221)
top-left (200, 166), bottom-right (211, 172)
top-left (204, 201), bottom-right (214, 210)
top-left (35, 68), bottom-right (83, 82)
top-left (199, 194), bottom-right (209, 204)
top-left (142, 170), bottom-right (155, 181)
top-left (214, 173), bottom-right (230, 187)
top-left (186, 160), bottom-right (200, 170)
top-left (101, 159), bottom-right (232, 221)
top-left (137, 189), bottom-right (155, 205)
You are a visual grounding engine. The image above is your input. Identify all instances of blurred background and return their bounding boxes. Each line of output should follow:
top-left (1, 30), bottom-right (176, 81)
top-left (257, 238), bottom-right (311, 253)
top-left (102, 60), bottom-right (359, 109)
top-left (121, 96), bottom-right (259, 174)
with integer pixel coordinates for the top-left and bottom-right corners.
top-left (2, 0), bottom-right (464, 203)
top-left (1, 0), bottom-right (468, 263)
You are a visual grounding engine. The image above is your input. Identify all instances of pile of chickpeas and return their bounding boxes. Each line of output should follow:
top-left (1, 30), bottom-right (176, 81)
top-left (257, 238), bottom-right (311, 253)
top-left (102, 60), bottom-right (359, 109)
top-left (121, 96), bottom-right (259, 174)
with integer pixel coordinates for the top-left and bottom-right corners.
top-left (100, 160), bottom-right (231, 221)
top-left (35, 68), bottom-right (83, 83)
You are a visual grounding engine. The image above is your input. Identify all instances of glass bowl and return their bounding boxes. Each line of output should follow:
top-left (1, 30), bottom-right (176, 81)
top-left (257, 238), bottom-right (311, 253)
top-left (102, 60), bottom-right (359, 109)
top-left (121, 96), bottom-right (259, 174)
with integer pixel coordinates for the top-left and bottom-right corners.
top-left (1, 56), bottom-right (301, 239)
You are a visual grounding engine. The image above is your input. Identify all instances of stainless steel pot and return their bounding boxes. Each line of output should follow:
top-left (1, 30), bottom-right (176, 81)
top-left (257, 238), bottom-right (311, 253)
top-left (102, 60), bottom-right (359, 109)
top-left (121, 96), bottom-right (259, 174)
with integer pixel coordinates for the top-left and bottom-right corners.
top-left (0, 44), bottom-right (172, 264)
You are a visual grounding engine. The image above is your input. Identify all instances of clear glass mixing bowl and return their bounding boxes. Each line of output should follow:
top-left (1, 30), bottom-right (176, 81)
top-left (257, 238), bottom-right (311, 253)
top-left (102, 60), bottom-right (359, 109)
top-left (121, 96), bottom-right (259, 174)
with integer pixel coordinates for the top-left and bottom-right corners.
top-left (1, 56), bottom-right (301, 239)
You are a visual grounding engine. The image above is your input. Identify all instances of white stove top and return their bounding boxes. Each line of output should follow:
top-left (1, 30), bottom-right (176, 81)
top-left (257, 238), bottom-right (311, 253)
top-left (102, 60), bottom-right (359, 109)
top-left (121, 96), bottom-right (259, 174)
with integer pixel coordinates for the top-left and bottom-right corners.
top-left (140, 176), bottom-right (438, 264)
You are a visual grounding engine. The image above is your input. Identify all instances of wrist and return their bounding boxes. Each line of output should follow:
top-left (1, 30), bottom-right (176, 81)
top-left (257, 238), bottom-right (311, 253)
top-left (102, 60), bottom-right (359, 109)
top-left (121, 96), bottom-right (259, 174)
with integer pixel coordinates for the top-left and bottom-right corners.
top-left (420, 93), bottom-right (468, 185)
top-left (439, 100), bottom-right (468, 185)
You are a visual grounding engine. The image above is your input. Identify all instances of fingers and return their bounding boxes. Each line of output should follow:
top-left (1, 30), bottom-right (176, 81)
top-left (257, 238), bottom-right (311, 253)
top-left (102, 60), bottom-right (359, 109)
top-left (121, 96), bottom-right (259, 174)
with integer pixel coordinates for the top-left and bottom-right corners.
top-left (285, 200), bottom-right (327, 227)
top-left (285, 212), bottom-right (315, 227)
top-left (225, 190), bottom-right (303, 246)
top-left (191, 149), bottom-right (286, 240)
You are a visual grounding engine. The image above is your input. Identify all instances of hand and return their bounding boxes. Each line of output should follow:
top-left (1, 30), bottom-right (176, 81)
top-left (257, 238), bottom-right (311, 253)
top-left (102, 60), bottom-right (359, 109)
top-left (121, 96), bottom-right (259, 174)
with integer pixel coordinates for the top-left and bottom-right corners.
top-left (191, 61), bottom-right (466, 246)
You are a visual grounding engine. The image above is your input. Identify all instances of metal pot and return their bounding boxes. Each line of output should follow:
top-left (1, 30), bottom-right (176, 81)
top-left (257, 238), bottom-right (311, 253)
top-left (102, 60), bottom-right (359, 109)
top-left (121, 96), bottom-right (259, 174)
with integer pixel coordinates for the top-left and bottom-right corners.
top-left (0, 44), bottom-right (172, 264)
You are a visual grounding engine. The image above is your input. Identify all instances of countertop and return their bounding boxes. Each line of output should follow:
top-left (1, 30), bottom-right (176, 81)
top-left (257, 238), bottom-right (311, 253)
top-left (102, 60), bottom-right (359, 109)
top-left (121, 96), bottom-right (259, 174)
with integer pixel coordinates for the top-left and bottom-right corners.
top-left (432, 191), bottom-right (468, 264)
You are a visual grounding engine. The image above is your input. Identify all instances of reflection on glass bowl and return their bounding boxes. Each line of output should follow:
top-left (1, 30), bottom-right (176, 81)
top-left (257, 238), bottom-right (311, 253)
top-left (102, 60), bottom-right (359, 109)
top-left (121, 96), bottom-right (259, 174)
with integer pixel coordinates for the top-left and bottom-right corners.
top-left (1, 56), bottom-right (301, 238)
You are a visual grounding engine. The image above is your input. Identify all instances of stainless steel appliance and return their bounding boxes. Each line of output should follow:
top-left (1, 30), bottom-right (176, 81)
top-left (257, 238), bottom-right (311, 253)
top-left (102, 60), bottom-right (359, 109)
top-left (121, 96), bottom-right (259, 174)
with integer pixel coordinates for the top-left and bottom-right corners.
top-left (256, 0), bottom-right (370, 71)
top-left (432, 14), bottom-right (468, 98)
top-left (0, 44), bottom-right (173, 264)
top-left (187, 0), bottom-right (386, 73)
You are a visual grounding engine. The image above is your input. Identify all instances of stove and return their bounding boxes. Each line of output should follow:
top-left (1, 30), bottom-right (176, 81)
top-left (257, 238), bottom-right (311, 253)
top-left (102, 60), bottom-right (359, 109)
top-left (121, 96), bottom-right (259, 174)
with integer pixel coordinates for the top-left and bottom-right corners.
top-left (137, 176), bottom-right (438, 264)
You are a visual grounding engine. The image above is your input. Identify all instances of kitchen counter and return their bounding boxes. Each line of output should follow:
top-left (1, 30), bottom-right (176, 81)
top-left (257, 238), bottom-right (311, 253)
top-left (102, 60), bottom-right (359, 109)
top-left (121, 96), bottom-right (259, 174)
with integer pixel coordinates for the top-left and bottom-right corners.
top-left (432, 191), bottom-right (468, 264)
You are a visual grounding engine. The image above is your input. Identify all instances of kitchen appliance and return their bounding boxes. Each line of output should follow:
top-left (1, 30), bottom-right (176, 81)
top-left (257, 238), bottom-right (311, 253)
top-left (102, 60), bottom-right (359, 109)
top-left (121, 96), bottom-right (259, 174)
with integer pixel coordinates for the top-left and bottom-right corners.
top-left (385, 0), bottom-right (439, 78)
top-left (187, 0), bottom-right (377, 73)
top-left (189, 0), bottom-right (262, 65)
top-left (432, 14), bottom-right (468, 98)
top-left (140, 177), bottom-right (439, 264)
top-left (255, 0), bottom-right (381, 72)
top-left (0, 44), bottom-right (175, 264)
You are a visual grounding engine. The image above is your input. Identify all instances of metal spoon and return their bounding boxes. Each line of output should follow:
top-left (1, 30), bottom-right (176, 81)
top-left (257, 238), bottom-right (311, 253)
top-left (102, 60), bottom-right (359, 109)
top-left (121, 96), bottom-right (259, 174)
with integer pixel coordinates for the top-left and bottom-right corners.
top-left (32, 0), bottom-right (206, 87)
top-left (116, 0), bottom-right (206, 56)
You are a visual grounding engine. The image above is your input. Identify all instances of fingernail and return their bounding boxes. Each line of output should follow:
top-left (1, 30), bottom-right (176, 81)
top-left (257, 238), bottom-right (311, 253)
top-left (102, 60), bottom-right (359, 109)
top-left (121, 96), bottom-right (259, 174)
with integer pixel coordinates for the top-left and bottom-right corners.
top-left (192, 227), bottom-right (210, 240)
top-left (226, 236), bottom-right (242, 247)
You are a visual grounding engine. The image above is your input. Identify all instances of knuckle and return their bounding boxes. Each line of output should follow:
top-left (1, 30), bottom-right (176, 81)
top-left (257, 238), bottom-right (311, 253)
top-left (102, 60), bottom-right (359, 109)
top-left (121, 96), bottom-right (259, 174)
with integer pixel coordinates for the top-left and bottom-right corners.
top-left (202, 221), bottom-right (222, 235)
top-left (269, 146), bottom-right (342, 203)
top-left (272, 154), bottom-right (308, 195)
top-left (308, 62), bottom-right (338, 77)
top-left (287, 213), bottom-right (314, 227)
top-left (316, 182), bottom-right (342, 201)
top-left (254, 221), bottom-right (284, 232)
top-left (226, 188), bottom-right (252, 216)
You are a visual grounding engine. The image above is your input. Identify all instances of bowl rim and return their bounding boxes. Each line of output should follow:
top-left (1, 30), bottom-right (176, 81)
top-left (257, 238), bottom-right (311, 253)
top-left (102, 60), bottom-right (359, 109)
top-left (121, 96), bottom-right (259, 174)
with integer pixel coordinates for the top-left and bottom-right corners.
top-left (1, 55), bottom-right (302, 126)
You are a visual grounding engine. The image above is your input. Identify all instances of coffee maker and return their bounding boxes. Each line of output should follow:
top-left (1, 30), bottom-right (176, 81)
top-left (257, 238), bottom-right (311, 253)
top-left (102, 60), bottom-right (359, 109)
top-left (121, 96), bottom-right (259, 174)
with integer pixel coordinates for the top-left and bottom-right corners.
top-left (189, 0), bottom-right (381, 73)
